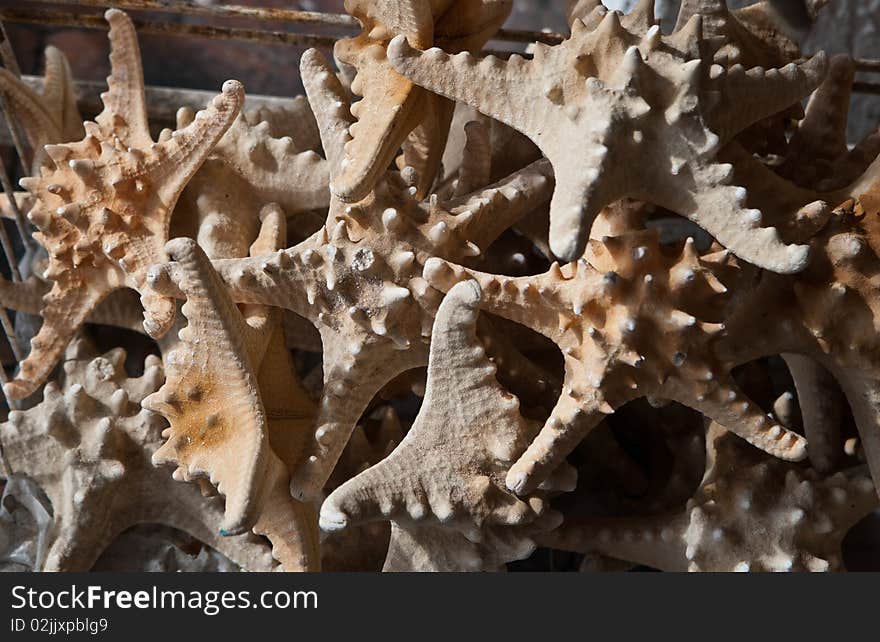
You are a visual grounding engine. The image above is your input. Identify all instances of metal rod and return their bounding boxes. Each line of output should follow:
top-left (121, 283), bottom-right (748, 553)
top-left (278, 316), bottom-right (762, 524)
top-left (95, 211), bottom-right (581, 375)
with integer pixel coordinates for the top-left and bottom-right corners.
top-left (26, 0), bottom-right (568, 45)
top-left (0, 153), bottom-right (30, 252)
top-left (853, 81), bottom-right (880, 95)
top-left (0, 8), bottom-right (340, 48)
top-left (855, 58), bottom-right (880, 73)
top-left (0, 305), bottom-right (22, 363)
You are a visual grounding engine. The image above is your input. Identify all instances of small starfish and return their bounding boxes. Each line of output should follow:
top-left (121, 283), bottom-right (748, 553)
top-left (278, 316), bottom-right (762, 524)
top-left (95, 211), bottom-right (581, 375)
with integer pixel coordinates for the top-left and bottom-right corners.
top-left (7, 9), bottom-right (244, 400)
top-left (148, 48), bottom-right (554, 501)
top-left (144, 208), bottom-right (320, 570)
top-left (321, 281), bottom-right (572, 571)
top-left (424, 229), bottom-right (808, 496)
top-left (0, 341), bottom-right (277, 571)
top-left (0, 44), bottom-right (83, 170)
top-left (388, 4), bottom-right (827, 268)
top-left (332, 0), bottom-right (511, 202)
top-left (543, 423), bottom-right (877, 572)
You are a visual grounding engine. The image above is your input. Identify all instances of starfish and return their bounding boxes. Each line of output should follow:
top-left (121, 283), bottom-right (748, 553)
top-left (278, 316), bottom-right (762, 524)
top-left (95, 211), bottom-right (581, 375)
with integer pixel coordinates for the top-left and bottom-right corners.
top-left (148, 48), bottom-right (554, 502)
top-left (424, 229), bottom-right (808, 496)
top-left (388, 3), bottom-right (827, 268)
top-left (143, 208), bottom-right (320, 571)
top-left (321, 281), bottom-right (572, 571)
top-left (0, 341), bottom-right (277, 571)
top-left (542, 423), bottom-right (878, 572)
top-left (713, 180), bottom-right (880, 498)
top-left (332, 0), bottom-right (511, 203)
top-left (6, 9), bottom-right (244, 401)
top-left (0, 44), bottom-right (83, 171)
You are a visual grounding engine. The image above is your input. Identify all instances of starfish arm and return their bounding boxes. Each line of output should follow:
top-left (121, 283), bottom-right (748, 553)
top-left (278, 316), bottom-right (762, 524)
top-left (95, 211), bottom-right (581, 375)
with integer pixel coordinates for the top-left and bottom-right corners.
top-left (666, 159), bottom-right (811, 273)
top-left (507, 389), bottom-right (608, 495)
top-left (147, 80), bottom-right (244, 209)
top-left (142, 238), bottom-right (274, 536)
top-left (0, 67), bottom-right (62, 153)
top-left (96, 9), bottom-right (151, 147)
top-left (388, 35), bottom-right (542, 139)
top-left (0, 275), bottom-right (48, 315)
top-left (783, 354), bottom-right (844, 473)
top-left (451, 119), bottom-right (492, 197)
top-left (538, 511), bottom-right (688, 572)
top-left (707, 52), bottom-right (828, 143)
top-left (41, 45), bottom-right (83, 142)
top-left (447, 157), bottom-right (554, 252)
top-left (785, 54), bottom-right (854, 166)
top-left (398, 94), bottom-right (456, 199)
top-left (836, 374), bottom-right (880, 497)
top-left (300, 48), bottom-right (355, 173)
top-left (423, 258), bottom-right (571, 343)
top-left (4, 279), bottom-right (110, 400)
top-left (666, 376), bottom-right (807, 461)
top-left (290, 332), bottom-right (426, 501)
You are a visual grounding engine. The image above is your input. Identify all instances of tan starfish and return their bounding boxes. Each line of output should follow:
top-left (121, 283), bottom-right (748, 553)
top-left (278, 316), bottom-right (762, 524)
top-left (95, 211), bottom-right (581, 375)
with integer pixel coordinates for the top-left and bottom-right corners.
top-left (424, 229), bottom-right (808, 496)
top-left (0, 340), bottom-right (277, 571)
top-left (144, 208), bottom-right (320, 570)
top-left (321, 281), bottom-right (572, 571)
top-left (388, 3), bottom-right (827, 268)
top-left (6, 9), bottom-right (243, 401)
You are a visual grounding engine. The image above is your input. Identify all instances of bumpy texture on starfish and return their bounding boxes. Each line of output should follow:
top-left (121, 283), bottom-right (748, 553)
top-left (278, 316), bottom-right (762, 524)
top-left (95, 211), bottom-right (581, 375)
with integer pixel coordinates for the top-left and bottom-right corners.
top-left (425, 229), bottom-right (808, 495)
top-left (144, 209), bottom-right (320, 570)
top-left (388, 2), bottom-right (827, 268)
top-left (7, 9), bottom-right (243, 400)
top-left (0, 341), bottom-right (277, 571)
top-left (321, 281), bottom-right (572, 571)
top-left (544, 424), bottom-right (877, 571)
top-left (148, 48), bottom-right (554, 501)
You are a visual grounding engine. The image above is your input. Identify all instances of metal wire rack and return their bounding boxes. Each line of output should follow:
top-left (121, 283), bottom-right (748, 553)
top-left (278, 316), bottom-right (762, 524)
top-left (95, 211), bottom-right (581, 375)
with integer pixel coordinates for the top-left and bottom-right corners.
top-left (0, 0), bottom-right (878, 422)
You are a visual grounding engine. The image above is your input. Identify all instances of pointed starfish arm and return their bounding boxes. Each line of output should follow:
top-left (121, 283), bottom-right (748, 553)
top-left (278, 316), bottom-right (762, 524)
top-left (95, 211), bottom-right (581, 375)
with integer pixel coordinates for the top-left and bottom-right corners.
top-left (147, 80), bottom-right (245, 208)
top-left (4, 280), bottom-right (109, 400)
top-left (669, 377), bottom-right (807, 462)
top-left (0, 67), bottom-right (62, 152)
top-left (708, 52), bottom-right (828, 143)
top-left (300, 48), bottom-right (355, 172)
top-left (97, 9), bottom-right (151, 147)
top-left (143, 238), bottom-right (274, 536)
top-left (783, 354), bottom-right (844, 473)
top-left (388, 36), bottom-right (541, 139)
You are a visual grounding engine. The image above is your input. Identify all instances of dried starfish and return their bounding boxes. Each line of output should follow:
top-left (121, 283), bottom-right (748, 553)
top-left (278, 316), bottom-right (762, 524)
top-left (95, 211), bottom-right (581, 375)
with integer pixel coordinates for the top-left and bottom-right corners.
top-left (333, 0), bottom-right (511, 202)
top-left (321, 281), bottom-right (572, 571)
top-left (148, 48), bottom-right (554, 502)
top-left (424, 229), bottom-right (808, 496)
top-left (6, 9), bottom-right (244, 401)
top-left (543, 423), bottom-right (877, 571)
top-left (388, 3), bottom-right (827, 268)
top-left (0, 45), bottom-right (83, 170)
top-left (0, 341), bottom-right (277, 571)
top-left (144, 208), bottom-right (320, 571)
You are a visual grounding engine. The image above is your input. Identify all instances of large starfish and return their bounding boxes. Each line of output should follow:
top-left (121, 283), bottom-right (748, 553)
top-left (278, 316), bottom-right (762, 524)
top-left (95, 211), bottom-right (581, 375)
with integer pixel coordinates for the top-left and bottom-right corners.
top-left (388, 2), bottom-right (827, 268)
top-left (144, 209), bottom-right (320, 571)
top-left (6, 9), bottom-right (243, 401)
top-left (543, 423), bottom-right (877, 572)
top-left (148, 48), bottom-right (554, 501)
top-left (0, 341), bottom-right (276, 571)
top-left (332, 0), bottom-right (511, 202)
top-left (321, 281), bottom-right (571, 571)
top-left (424, 229), bottom-right (808, 496)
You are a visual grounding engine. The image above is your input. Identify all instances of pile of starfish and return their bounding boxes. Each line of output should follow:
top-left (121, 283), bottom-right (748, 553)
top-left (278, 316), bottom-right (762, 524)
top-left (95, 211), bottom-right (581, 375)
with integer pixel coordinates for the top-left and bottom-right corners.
top-left (0, 0), bottom-right (879, 572)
